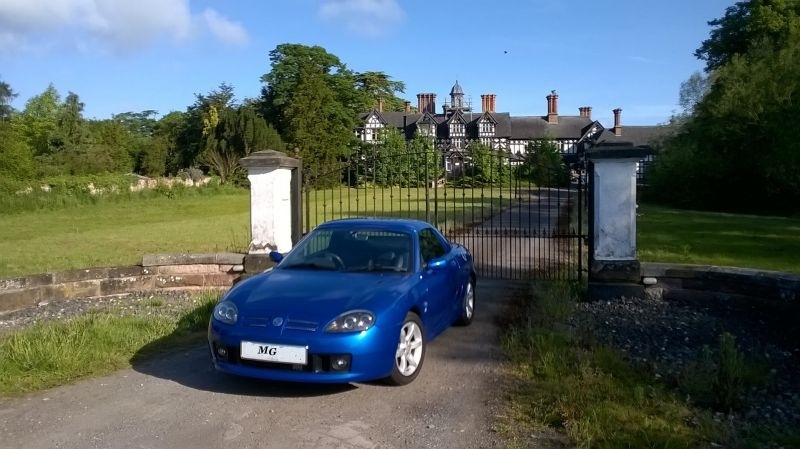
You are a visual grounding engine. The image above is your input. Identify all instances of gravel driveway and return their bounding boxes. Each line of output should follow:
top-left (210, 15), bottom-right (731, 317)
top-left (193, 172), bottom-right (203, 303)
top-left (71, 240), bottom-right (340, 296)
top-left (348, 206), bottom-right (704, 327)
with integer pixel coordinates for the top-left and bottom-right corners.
top-left (0, 280), bottom-right (527, 449)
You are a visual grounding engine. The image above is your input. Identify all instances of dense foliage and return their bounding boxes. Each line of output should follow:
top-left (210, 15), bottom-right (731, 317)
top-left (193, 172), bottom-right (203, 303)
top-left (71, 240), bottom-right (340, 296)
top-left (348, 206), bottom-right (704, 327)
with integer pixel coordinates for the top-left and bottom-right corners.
top-left (647, 0), bottom-right (800, 215)
top-left (0, 43), bottom-right (406, 187)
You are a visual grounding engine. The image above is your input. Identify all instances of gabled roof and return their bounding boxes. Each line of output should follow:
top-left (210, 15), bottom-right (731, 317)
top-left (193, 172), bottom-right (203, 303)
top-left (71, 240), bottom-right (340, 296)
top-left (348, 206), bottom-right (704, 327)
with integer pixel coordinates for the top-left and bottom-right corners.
top-left (361, 110), bottom-right (388, 126)
top-left (597, 125), bottom-right (674, 147)
top-left (477, 112), bottom-right (499, 125)
top-left (444, 110), bottom-right (466, 124)
top-left (507, 116), bottom-right (593, 140)
top-left (357, 106), bottom-right (668, 146)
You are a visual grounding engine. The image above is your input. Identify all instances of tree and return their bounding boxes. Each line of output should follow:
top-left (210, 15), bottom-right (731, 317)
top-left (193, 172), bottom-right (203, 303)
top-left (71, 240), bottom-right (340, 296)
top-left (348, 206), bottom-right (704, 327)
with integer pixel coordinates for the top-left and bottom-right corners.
top-left (358, 127), bottom-right (409, 186)
top-left (0, 78), bottom-right (17, 120)
top-left (200, 105), bottom-right (285, 184)
top-left (353, 71), bottom-right (407, 112)
top-left (651, 27), bottom-right (800, 214)
top-left (260, 44), bottom-right (351, 135)
top-left (677, 71), bottom-right (711, 118)
top-left (465, 141), bottom-right (512, 186)
top-left (518, 139), bottom-right (569, 187)
top-left (156, 111), bottom-right (189, 175)
top-left (50, 92), bottom-right (87, 153)
top-left (0, 121), bottom-right (34, 180)
top-left (282, 61), bottom-right (356, 187)
top-left (695, 0), bottom-right (800, 71)
top-left (17, 83), bottom-right (61, 157)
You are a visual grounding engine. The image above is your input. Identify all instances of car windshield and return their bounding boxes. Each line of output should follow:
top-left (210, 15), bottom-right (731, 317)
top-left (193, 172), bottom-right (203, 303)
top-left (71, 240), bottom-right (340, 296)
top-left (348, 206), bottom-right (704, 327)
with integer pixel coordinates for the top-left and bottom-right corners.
top-left (280, 228), bottom-right (412, 273)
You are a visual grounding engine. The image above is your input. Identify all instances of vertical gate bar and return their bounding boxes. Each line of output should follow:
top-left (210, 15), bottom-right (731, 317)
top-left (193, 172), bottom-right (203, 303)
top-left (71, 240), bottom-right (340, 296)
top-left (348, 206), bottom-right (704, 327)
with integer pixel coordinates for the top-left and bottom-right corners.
top-left (339, 162), bottom-right (346, 220)
top-left (434, 148), bottom-right (440, 229)
top-left (578, 162), bottom-right (583, 281)
top-left (424, 150), bottom-right (430, 224)
top-left (303, 186), bottom-right (309, 234)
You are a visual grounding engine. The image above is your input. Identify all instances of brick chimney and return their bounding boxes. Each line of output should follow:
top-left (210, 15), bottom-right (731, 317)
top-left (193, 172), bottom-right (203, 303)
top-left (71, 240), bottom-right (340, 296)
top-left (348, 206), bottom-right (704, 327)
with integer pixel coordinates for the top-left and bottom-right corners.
top-left (578, 106), bottom-right (593, 120)
top-left (377, 97), bottom-right (384, 112)
top-left (613, 108), bottom-right (622, 136)
top-left (404, 101), bottom-right (411, 113)
top-left (546, 90), bottom-right (558, 124)
top-left (416, 93), bottom-right (437, 114)
top-left (481, 94), bottom-right (497, 113)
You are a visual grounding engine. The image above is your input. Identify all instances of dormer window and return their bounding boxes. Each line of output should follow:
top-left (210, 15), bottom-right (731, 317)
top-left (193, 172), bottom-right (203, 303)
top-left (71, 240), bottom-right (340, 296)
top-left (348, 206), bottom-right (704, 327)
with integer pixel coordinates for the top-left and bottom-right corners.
top-left (479, 120), bottom-right (495, 134)
top-left (450, 121), bottom-right (464, 135)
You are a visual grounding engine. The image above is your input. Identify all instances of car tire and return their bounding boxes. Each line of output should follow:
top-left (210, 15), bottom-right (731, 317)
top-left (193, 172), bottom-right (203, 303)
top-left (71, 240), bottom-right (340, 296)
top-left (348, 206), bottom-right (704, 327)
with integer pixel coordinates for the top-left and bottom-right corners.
top-left (455, 278), bottom-right (475, 326)
top-left (385, 312), bottom-right (425, 386)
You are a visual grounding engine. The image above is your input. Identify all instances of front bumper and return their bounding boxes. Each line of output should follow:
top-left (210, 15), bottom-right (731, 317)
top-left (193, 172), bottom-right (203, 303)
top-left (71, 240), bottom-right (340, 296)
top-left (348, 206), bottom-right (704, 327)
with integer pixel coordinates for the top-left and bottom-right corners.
top-left (208, 320), bottom-right (397, 384)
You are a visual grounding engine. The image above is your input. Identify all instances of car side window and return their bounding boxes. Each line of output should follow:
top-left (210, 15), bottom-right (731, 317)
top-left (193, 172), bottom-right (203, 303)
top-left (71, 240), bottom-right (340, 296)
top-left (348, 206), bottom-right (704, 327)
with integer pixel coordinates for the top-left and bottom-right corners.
top-left (419, 228), bottom-right (446, 265)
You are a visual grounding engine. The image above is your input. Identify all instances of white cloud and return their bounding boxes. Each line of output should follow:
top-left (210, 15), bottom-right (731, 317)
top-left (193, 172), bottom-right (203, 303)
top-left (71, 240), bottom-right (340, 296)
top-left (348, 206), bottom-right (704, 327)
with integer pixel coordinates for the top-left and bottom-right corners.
top-left (201, 9), bottom-right (248, 46)
top-left (318, 0), bottom-right (405, 37)
top-left (0, 0), bottom-right (248, 54)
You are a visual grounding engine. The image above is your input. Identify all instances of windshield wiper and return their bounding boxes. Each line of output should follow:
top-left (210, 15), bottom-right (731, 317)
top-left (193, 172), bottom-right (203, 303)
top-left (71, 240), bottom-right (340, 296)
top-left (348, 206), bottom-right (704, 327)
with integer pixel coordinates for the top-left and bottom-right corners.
top-left (281, 262), bottom-right (339, 271)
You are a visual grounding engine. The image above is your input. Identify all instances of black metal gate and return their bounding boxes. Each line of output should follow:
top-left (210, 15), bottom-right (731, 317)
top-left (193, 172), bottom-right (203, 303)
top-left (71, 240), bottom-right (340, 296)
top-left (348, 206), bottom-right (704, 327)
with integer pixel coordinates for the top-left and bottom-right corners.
top-left (302, 139), bottom-right (587, 281)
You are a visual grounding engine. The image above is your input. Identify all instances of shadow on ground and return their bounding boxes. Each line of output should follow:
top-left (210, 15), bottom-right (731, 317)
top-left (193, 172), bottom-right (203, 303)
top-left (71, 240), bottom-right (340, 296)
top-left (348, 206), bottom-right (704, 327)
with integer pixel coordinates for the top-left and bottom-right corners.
top-left (129, 278), bottom-right (528, 398)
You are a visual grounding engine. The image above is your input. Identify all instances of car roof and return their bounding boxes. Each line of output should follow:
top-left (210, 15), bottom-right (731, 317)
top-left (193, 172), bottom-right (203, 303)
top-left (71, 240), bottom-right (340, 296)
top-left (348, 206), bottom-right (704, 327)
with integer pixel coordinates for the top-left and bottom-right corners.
top-left (315, 217), bottom-right (433, 233)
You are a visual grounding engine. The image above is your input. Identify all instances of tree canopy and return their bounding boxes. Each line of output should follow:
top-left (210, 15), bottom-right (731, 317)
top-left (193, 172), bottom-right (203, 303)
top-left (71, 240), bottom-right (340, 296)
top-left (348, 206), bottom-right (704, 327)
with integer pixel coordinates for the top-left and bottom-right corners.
top-left (2, 43), bottom-right (409, 185)
top-left (695, 0), bottom-right (800, 71)
top-left (649, 0), bottom-right (800, 214)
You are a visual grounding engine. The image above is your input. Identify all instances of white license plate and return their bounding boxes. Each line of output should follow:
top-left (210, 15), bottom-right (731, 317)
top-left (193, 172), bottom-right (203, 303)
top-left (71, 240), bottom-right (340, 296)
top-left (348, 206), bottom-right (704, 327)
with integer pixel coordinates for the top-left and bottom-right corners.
top-left (240, 341), bottom-right (308, 364)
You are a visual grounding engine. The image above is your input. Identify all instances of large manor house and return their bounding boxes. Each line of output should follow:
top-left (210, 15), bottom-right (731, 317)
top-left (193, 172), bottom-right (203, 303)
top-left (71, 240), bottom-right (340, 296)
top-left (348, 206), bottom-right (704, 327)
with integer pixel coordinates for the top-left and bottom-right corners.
top-left (356, 81), bottom-right (666, 158)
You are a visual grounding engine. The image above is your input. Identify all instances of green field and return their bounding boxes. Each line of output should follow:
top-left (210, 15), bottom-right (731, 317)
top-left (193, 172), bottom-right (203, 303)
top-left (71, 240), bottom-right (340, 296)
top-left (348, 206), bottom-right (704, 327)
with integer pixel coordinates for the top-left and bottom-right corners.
top-left (637, 203), bottom-right (800, 273)
top-left (0, 187), bottom-right (515, 278)
top-left (0, 193), bottom-right (251, 278)
top-left (1, 191), bottom-right (799, 278)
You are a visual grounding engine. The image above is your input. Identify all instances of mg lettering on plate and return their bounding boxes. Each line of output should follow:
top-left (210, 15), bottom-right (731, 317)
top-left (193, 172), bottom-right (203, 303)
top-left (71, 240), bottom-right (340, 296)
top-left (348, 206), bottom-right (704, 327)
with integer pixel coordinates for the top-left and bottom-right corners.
top-left (258, 346), bottom-right (278, 356)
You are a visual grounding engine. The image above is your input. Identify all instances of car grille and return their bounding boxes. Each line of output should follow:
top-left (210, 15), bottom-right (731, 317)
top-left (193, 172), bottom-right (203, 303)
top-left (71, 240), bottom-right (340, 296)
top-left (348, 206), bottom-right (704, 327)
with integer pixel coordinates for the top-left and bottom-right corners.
top-left (284, 319), bottom-right (318, 332)
top-left (243, 316), bottom-right (319, 332)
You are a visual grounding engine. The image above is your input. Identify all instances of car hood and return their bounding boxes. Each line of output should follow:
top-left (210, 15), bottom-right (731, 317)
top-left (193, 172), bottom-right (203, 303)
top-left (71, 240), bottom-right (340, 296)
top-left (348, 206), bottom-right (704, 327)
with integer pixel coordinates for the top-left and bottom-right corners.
top-left (229, 269), bottom-right (412, 317)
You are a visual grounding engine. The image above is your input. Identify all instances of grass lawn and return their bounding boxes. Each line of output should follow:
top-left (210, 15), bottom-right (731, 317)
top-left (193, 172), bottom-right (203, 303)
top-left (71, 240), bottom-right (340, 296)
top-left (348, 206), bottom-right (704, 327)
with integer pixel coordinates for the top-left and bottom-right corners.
top-left (0, 293), bottom-right (217, 395)
top-left (637, 202), bottom-right (800, 274)
top-left (0, 186), bottom-right (516, 278)
top-left (2, 191), bottom-right (798, 279)
top-left (0, 192), bottom-right (251, 278)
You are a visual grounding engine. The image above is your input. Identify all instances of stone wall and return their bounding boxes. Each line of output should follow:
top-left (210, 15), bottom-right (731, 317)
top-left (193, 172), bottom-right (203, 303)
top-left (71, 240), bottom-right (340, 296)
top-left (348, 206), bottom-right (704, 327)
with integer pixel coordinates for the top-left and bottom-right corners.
top-left (0, 253), bottom-right (245, 314)
top-left (641, 262), bottom-right (800, 305)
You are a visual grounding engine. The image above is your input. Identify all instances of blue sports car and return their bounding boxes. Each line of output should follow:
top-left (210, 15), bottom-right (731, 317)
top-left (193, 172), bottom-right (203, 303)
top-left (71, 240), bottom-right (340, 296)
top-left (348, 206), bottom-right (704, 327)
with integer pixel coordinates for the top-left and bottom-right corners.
top-left (208, 218), bottom-right (475, 385)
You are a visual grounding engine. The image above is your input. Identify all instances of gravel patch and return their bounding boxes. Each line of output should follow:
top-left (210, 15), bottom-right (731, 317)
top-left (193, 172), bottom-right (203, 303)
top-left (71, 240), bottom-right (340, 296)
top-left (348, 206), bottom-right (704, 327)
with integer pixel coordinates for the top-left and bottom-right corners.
top-left (0, 291), bottom-right (213, 331)
top-left (568, 295), bottom-right (800, 432)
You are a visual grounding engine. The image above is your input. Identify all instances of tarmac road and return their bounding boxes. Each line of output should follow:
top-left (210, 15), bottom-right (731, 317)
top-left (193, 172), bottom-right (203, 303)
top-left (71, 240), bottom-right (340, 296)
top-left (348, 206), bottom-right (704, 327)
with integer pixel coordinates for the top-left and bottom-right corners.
top-left (0, 280), bottom-right (527, 449)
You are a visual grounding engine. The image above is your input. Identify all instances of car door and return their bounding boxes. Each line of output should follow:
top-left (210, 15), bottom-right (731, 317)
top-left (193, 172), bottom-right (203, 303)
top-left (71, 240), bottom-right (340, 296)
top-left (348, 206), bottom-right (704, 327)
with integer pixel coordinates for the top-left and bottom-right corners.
top-left (417, 228), bottom-right (458, 336)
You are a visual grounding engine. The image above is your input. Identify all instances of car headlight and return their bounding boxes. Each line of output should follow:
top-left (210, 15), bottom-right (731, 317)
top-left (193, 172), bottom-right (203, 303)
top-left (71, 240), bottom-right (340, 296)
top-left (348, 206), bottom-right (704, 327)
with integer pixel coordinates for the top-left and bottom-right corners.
top-left (212, 300), bottom-right (238, 325)
top-left (325, 310), bottom-right (375, 333)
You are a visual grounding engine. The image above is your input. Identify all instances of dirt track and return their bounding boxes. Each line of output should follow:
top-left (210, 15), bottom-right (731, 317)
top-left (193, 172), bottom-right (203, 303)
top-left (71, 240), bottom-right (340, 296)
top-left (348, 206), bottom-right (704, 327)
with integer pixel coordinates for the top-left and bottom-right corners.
top-left (0, 280), bottom-right (526, 449)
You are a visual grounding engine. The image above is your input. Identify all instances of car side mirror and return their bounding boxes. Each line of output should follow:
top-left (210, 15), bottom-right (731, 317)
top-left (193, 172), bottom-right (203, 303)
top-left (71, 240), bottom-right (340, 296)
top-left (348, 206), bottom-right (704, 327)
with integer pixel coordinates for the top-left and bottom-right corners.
top-left (426, 257), bottom-right (448, 271)
top-left (269, 251), bottom-right (284, 263)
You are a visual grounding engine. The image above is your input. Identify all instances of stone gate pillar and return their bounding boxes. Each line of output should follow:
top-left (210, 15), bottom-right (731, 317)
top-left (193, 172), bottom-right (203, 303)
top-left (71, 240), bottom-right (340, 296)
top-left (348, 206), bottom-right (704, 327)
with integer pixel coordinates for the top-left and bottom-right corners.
top-left (239, 150), bottom-right (302, 273)
top-left (586, 143), bottom-right (652, 300)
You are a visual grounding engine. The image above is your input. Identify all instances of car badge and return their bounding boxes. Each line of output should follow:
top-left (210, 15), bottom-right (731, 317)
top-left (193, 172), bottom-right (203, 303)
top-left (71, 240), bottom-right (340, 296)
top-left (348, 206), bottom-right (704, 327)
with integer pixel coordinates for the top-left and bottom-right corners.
top-left (272, 317), bottom-right (284, 327)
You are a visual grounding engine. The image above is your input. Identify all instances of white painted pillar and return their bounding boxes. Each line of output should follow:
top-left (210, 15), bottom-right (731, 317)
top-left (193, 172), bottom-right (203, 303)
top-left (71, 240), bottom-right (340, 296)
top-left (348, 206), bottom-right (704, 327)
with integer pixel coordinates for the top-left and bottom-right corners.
top-left (247, 167), bottom-right (293, 253)
top-left (586, 144), bottom-right (652, 299)
top-left (592, 158), bottom-right (639, 260)
top-left (240, 151), bottom-right (302, 256)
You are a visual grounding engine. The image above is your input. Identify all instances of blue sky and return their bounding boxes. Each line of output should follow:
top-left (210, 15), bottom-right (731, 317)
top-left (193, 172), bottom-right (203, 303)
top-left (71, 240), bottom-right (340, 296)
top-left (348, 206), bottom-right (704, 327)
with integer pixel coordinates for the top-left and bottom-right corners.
top-left (1, 0), bottom-right (735, 127)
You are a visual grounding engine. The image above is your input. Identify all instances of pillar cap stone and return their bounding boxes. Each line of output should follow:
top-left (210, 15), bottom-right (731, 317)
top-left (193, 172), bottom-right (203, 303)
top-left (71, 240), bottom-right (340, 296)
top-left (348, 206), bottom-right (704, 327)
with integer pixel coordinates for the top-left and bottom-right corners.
top-left (587, 142), bottom-right (652, 160)
top-left (240, 150), bottom-right (300, 170)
